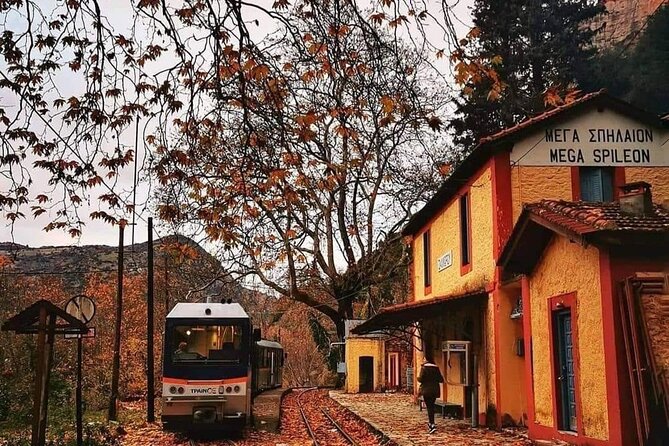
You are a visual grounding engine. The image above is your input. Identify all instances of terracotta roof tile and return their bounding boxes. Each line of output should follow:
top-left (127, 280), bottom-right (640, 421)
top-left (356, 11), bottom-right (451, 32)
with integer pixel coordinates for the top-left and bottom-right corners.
top-left (526, 199), bottom-right (669, 235)
top-left (479, 90), bottom-right (606, 145)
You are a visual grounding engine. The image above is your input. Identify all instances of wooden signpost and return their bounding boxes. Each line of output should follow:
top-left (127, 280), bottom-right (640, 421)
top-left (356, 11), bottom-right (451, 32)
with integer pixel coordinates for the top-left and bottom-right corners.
top-left (2, 300), bottom-right (88, 446)
top-left (64, 295), bottom-right (97, 446)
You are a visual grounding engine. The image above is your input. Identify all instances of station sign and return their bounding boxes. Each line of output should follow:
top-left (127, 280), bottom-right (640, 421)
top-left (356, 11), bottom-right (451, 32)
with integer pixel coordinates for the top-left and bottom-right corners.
top-left (437, 250), bottom-right (453, 271)
top-left (512, 124), bottom-right (669, 167)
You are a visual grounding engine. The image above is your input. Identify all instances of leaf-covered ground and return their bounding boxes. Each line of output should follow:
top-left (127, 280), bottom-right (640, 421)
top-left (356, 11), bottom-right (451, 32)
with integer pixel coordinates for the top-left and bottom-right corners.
top-left (2, 390), bottom-right (543, 445)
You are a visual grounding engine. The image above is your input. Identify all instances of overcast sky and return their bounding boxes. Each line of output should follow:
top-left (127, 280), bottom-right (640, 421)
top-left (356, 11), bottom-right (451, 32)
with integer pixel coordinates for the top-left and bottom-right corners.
top-left (0, 0), bottom-right (474, 248)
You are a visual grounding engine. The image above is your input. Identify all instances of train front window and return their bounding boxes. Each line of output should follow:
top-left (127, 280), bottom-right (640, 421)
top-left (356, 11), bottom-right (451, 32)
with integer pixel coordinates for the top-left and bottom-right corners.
top-left (171, 324), bottom-right (243, 363)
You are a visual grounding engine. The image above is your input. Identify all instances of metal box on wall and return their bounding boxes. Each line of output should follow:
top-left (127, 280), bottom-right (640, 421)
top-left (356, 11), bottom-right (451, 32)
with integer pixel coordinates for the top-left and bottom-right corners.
top-left (442, 340), bottom-right (472, 386)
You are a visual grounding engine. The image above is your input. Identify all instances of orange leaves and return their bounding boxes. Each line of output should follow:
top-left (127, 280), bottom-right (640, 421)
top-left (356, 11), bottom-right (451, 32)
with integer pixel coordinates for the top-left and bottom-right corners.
top-left (543, 87), bottom-right (582, 109)
top-left (388, 15), bottom-right (409, 28)
top-left (438, 163), bottom-right (451, 177)
top-left (35, 194), bottom-right (49, 204)
top-left (285, 229), bottom-right (297, 238)
top-left (273, 0), bottom-right (290, 10)
top-left (370, 12), bottom-right (385, 25)
top-left (157, 204), bottom-right (180, 222)
top-left (380, 95), bottom-right (395, 115)
top-left (295, 112), bottom-right (318, 127)
top-left (328, 24), bottom-right (350, 37)
top-left (269, 169), bottom-right (288, 183)
top-left (282, 151), bottom-right (302, 166)
top-left (89, 210), bottom-right (118, 225)
top-left (137, 0), bottom-right (160, 9)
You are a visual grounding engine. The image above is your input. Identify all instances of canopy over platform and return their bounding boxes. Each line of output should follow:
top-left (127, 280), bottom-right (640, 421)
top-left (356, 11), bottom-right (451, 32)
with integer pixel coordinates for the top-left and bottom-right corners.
top-left (2, 299), bottom-right (88, 334)
top-left (351, 289), bottom-right (487, 335)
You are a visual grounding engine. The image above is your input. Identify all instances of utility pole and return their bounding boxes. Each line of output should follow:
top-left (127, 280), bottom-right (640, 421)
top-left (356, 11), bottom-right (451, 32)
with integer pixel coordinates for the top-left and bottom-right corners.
top-left (164, 255), bottom-right (169, 312)
top-left (108, 221), bottom-right (125, 421)
top-left (146, 218), bottom-right (155, 422)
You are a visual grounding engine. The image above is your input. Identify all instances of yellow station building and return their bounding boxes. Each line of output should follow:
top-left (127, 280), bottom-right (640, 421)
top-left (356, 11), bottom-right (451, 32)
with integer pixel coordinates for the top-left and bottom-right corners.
top-left (351, 91), bottom-right (669, 445)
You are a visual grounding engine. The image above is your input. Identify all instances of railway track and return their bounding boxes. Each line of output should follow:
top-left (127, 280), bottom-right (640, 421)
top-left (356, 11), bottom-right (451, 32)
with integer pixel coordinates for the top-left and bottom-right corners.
top-left (296, 388), bottom-right (360, 446)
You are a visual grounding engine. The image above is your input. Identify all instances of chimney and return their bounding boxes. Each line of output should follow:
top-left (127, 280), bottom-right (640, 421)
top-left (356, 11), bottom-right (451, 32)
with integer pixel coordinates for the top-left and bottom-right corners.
top-left (619, 182), bottom-right (653, 216)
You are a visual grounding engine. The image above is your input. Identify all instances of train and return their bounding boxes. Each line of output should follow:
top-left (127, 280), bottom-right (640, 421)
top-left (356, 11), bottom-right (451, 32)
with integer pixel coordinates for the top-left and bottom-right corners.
top-left (161, 301), bottom-right (283, 431)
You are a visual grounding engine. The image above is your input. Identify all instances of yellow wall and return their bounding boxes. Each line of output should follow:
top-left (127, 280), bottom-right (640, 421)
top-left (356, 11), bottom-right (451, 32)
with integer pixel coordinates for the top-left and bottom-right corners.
top-left (528, 236), bottom-right (609, 440)
top-left (496, 286), bottom-right (527, 425)
top-left (345, 337), bottom-right (385, 393)
top-left (510, 166), bottom-right (573, 224)
top-left (626, 167), bottom-right (669, 202)
top-left (413, 165), bottom-right (494, 301)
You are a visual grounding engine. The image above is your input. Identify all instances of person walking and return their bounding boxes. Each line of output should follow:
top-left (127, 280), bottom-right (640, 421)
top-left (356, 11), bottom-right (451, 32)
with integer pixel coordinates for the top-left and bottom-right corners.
top-left (418, 350), bottom-right (443, 434)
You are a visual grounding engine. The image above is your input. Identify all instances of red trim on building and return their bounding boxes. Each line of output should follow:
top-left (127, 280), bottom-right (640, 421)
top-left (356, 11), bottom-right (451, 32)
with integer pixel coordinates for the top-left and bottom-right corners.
top-left (570, 167), bottom-right (581, 201)
top-left (521, 276), bottom-right (535, 426)
top-left (613, 167), bottom-right (626, 199)
top-left (409, 249), bottom-right (416, 302)
top-left (460, 189), bottom-right (473, 276)
top-left (527, 289), bottom-right (611, 446)
top-left (493, 289), bottom-right (502, 426)
top-left (599, 250), bottom-right (626, 446)
top-left (491, 151), bottom-right (513, 261)
top-left (545, 292), bottom-right (588, 443)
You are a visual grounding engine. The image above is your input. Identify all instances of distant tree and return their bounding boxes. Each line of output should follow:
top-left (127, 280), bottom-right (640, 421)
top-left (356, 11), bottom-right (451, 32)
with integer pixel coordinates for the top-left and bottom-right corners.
top-left (449, 0), bottom-right (605, 150)
top-left (579, 5), bottom-right (669, 115)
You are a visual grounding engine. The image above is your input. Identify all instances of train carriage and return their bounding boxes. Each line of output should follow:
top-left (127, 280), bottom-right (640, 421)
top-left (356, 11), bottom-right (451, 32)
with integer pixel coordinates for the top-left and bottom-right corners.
top-left (161, 302), bottom-right (254, 431)
top-left (253, 340), bottom-right (284, 393)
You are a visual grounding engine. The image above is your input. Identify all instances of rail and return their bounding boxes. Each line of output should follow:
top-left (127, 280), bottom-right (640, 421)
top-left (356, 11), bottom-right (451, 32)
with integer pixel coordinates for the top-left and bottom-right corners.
top-left (296, 387), bottom-right (359, 446)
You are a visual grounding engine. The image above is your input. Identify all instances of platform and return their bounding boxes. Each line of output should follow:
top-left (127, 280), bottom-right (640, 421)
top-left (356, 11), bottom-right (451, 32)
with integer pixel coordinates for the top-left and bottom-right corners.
top-left (252, 387), bottom-right (287, 433)
top-left (330, 391), bottom-right (532, 445)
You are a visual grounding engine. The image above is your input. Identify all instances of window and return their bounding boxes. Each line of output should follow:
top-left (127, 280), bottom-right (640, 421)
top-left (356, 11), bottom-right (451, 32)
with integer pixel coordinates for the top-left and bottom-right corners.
top-left (579, 167), bottom-right (614, 202)
top-left (171, 324), bottom-right (244, 363)
top-left (423, 230), bottom-right (431, 288)
top-left (460, 193), bottom-right (471, 267)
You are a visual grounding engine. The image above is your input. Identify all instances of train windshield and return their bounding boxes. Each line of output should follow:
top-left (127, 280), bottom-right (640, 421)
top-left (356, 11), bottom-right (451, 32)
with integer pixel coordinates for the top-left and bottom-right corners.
top-left (171, 324), bottom-right (244, 364)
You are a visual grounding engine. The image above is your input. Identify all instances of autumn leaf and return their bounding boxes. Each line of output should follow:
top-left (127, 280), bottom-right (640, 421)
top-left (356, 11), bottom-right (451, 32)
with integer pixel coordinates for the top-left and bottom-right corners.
top-left (380, 95), bottom-right (394, 114)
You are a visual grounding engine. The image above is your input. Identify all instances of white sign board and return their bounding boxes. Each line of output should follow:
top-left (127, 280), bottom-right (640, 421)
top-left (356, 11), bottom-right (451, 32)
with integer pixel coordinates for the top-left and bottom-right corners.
top-left (64, 327), bottom-right (96, 339)
top-left (437, 251), bottom-right (453, 272)
top-left (512, 125), bottom-right (669, 167)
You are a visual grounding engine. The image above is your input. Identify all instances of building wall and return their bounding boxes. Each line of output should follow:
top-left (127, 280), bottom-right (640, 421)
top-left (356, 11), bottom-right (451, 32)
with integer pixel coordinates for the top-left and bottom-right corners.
top-left (413, 165), bottom-right (495, 301)
top-left (626, 167), bottom-right (669, 202)
top-left (345, 337), bottom-right (385, 393)
top-left (386, 338), bottom-right (413, 390)
top-left (510, 166), bottom-right (573, 224)
top-left (528, 236), bottom-right (609, 441)
top-left (509, 107), bottom-right (669, 224)
top-left (495, 285), bottom-right (527, 425)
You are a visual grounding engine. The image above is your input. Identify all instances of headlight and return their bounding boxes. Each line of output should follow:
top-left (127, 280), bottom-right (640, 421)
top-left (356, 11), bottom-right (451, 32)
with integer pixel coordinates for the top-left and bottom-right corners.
top-left (169, 386), bottom-right (177, 394)
top-left (177, 386), bottom-right (185, 394)
top-left (226, 386), bottom-right (232, 394)
top-left (233, 385), bottom-right (240, 393)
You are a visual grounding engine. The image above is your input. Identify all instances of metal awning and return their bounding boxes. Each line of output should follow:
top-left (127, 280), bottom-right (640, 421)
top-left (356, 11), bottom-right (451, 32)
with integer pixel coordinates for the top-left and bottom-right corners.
top-left (351, 289), bottom-right (487, 335)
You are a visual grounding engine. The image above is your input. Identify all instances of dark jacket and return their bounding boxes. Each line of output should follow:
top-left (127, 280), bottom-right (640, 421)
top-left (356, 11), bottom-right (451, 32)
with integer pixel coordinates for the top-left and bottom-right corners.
top-left (417, 362), bottom-right (443, 398)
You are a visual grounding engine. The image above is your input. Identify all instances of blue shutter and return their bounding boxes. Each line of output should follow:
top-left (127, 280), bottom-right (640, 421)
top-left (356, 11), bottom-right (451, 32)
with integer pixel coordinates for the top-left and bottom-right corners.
top-left (601, 168), bottom-right (614, 201)
top-left (580, 168), bottom-right (614, 202)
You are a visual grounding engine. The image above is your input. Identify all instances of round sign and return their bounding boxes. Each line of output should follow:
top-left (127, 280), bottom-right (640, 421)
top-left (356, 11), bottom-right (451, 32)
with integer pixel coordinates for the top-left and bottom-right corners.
top-left (65, 295), bottom-right (96, 324)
